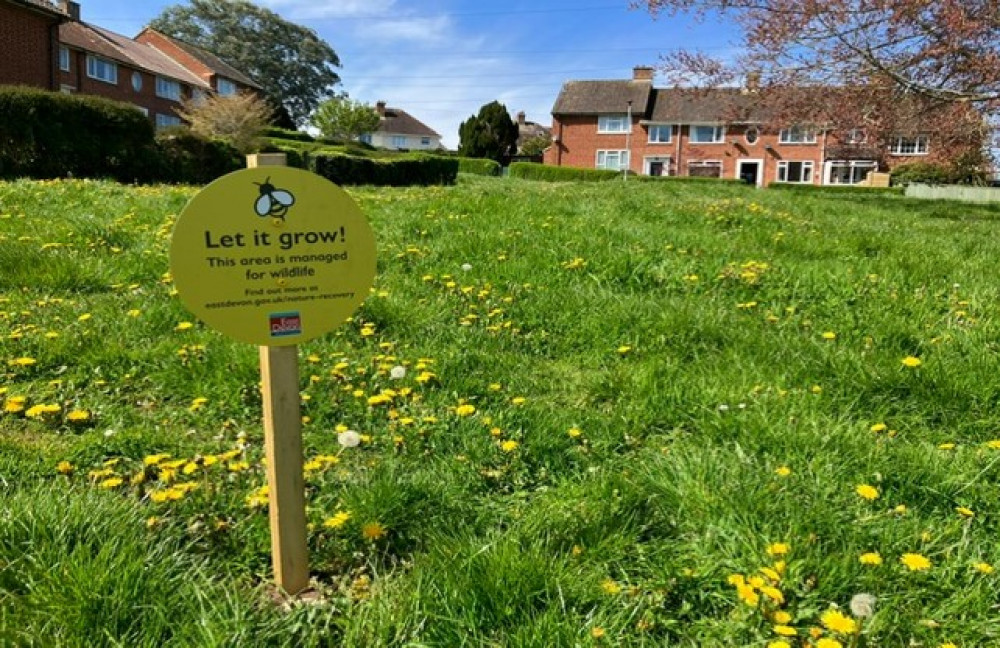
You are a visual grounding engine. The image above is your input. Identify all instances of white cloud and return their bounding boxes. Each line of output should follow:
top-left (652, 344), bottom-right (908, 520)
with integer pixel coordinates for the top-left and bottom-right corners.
top-left (355, 16), bottom-right (453, 45)
top-left (255, 0), bottom-right (398, 19)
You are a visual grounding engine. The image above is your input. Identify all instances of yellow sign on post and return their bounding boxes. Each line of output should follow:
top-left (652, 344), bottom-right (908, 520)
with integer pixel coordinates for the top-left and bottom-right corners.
top-left (170, 165), bottom-right (376, 346)
top-left (170, 160), bottom-right (376, 596)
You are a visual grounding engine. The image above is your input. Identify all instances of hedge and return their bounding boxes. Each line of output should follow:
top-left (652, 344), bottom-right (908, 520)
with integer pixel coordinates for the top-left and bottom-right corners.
top-left (0, 86), bottom-right (155, 182)
top-left (153, 130), bottom-right (242, 184)
top-left (310, 153), bottom-right (457, 186)
top-left (457, 157), bottom-right (501, 176)
top-left (508, 163), bottom-right (620, 182)
top-left (768, 182), bottom-right (904, 196)
top-left (261, 127), bottom-right (315, 143)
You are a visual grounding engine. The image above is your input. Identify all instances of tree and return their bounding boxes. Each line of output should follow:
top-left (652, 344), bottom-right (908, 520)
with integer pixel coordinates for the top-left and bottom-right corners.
top-left (458, 101), bottom-right (519, 163)
top-left (175, 92), bottom-right (273, 153)
top-left (638, 1), bottom-right (1000, 108)
top-left (150, 0), bottom-right (341, 126)
top-left (310, 97), bottom-right (381, 142)
top-left (519, 133), bottom-right (552, 157)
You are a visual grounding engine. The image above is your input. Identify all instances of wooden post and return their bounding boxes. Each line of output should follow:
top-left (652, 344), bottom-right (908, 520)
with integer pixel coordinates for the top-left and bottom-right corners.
top-left (247, 152), bottom-right (309, 595)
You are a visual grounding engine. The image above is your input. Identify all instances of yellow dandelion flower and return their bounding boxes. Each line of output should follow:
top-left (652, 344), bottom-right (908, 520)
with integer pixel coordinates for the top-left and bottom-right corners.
top-left (856, 484), bottom-right (879, 500)
top-left (956, 506), bottom-right (974, 518)
top-left (767, 642), bottom-right (792, 648)
top-left (767, 542), bottom-right (790, 556)
top-left (901, 356), bottom-right (922, 368)
top-left (736, 583), bottom-right (759, 607)
top-left (974, 562), bottom-right (994, 574)
top-left (590, 627), bottom-right (606, 639)
top-left (870, 422), bottom-right (887, 433)
top-left (568, 427), bottom-right (583, 438)
top-left (323, 511), bottom-right (351, 529)
top-left (772, 611), bottom-right (792, 624)
top-left (773, 625), bottom-right (797, 637)
top-left (455, 404), bottom-right (476, 417)
top-left (938, 442), bottom-right (956, 450)
top-left (617, 345), bottom-right (632, 355)
top-left (174, 321), bottom-right (194, 331)
top-left (99, 477), bottom-right (123, 489)
top-left (500, 440), bottom-right (519, 452)
top-left (66, 409), bottom-right (91, 423)
top-left (760, 585), bottom-right (784, 604)
top-left (361, 521), bottom-right (387, 541)
top-left (901, 553), bottom-right (932, 571)
top-left (189, 397), bottom-right (208, 411)
top-left (511, 396), bottom-right (526, 405)
top-left (56, 460), bottom-right (73, 475)
top-left (816, 639), bottom-right (844, 648)
top-left (939, 643), bottom-right (958, 648)
top-left (859, 552), bottom-right (883, 566)
top-left (774, 466), bottom-right (791, 477)
top-left (601, 579), bottom-right (622, 595)
top-left (821, 331), bottom-right (836, 340)
top-left (820, 609), bottom-right (857, 634)
top-left (10, 357), bottom-right (37, 367)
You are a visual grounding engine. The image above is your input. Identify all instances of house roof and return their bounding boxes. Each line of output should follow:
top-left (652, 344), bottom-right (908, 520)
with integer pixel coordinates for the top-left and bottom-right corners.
top-left (550, 80), bottom-right (653, 115)
top-left (141, 29), bottom-right (261, 89)
top-left (377, 107), bottom-right (439, 137)
top-left (8, 0), bottom-right (66, 18)
top-left (60, 21), bottom-right (209, 88)
top-left (647, 88), bottom-right (767, 123)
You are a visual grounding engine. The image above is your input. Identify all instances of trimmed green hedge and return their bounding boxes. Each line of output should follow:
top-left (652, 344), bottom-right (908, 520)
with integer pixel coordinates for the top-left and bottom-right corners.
top-left (890, 162), bottom-right (955, 187)
top-left (768, 182), bottom-right (904, 196)
top-left (0, 86), bottom-right (155, 182)
top-left (457, 157), bottom-right (501, 177)
top-left (310, 153), bottom-right (457, 186)
top-left (153, 130), bottom-right (242, 184)
top-left (261, 127), bottom-right (315, 143)
top-left (509, 163), bottom-right (620, 182)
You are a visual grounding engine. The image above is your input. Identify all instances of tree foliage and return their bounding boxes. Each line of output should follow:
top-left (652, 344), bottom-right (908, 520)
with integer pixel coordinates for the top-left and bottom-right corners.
top-left (175, 92), bottom-right (273, 154)
top-left (458, 101), bottom-right (519, 164)
top-left (310, 97), bottom-right (381, 142)
top-left (149, 0), bottom-right (341, 126)
top-left (639, 0), bottom-right (1000, 108)
top-left (519, 134), bottom-right (552, 157)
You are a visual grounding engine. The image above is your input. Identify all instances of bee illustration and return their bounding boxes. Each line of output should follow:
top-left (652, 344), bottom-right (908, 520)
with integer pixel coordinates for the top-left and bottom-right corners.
top-left (253, 178), bottom-right (295, 220)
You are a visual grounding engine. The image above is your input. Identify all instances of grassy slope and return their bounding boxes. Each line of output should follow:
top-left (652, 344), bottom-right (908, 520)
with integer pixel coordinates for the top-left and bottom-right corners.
top-left (2, 176), bottom-right (1000, 646)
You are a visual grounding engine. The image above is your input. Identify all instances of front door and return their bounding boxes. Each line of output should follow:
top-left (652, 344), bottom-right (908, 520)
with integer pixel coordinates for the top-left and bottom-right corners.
top-left (737, 160), bottom-right (763, 186)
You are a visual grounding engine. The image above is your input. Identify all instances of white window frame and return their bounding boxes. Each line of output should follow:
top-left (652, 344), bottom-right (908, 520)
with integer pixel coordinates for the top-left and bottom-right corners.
top-left (156, 76), bottom-right (181, 101)
top-left (643, 156), bottom-right (673, 176)
top-left (391, 135), bottom-right (408, 148)
top-left (59, 46), bottom-right (70, 72)
top-left (596, 149), bottom-right (630, 171)
top-left (889, 135), bottom-right (929, 156)
top-left (597, 114), bottom-right (630, 133)
top-left (155, 113), bottom-right (182, 129)
top-left (777, 160), bottom-right (814, 183)
top-left (86, 55), bottom-right (117, 85)
top-left (824, 160), bottom-right (877, 185)
top-left (845, 128), bottom-right (867, 144)
top-left (420, 136), bottom-right (432, 146)
top-left (779, 125), bottom-right (817, 144)
top-left (647, 124), bottom-right (672, 144)
top-left (216, 77), bottom-right (237, 96)
top-left (690, 125), bottom-right (725, 144)
top-left (687, 159), bottom-right (723, 178)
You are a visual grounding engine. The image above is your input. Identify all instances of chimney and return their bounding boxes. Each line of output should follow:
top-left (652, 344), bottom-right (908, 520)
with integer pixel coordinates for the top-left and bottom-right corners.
top-left (516, 111), bottom-right (526, 126)
top-left (632, 66), bottom-right (654, 82)
top-left (59, 1), bottom-right (81, 20)
top-left (745, 71), bottom-right (761, 93)
top-left (375, 100), bottom-right (386, 116)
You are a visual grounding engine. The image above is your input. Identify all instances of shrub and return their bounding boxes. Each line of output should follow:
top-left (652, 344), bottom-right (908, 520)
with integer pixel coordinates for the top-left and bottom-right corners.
top-left (768, 183), bottom-right (904, 196)
top-left (175, 92), bottom-right (273, 154)
top-left (310, 153), bottom-right (457, 186)
top-left (890, 162), bottom-right (954, 186)
top-left (508, 163), bottom-right (620, 182)
top-left (261, 127), bottom-right (315, 143)
top-left (153, 130), bottom-right (242, 184)
top-left (457, 157), bottom-right (501, 177)
top-left (0, 86), bottom-right (154, 182)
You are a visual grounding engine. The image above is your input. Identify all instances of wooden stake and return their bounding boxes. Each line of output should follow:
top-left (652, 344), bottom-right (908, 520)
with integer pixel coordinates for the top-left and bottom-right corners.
top-left (247, 152), bottom-right (309, 595)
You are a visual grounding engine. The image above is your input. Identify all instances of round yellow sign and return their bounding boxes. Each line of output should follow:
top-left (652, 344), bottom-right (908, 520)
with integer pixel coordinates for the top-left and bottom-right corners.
top-left (169, 166), bottom-right (376, 346)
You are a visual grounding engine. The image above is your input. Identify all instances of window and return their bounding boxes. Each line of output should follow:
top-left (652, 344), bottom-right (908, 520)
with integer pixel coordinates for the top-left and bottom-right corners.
top-left (745, 126), bottom-right (760, 145)
top-left (597, 114), bottom-right (630, 133)
top-left (156, 76), bottom-right (181, 100)
top-left (86, 55), bottom-right (117, 84)
top-left (779, 125), bottom-right (816, 144)
top-left (889, 135), bottom-right (929, 155)
top-left (690, 125), bottom-right (725, 143)
top-left (777, 161), bottom-right (814, 183)
top-left (216, 77), bottom-right (237, 96)
top-left (648, 125), bottom-right (672, 143)
top-left (420, 137), bottom-right (431, 146)
top-left (131, 72), bottom-right (142, 92)
top-left (826, 160), bottom-right (877, 185)
top-left (687, 160), bottom-right (722, 178)
top-left (359, 133), bottom-right (373, 144)
top-left (155, 113), bottom-right (181, 128)
top-left (59, 46), bottom-right (69, 72)
top-left (391, 135), bottom-right (408, 148)
top-left (845, 128), bottom-right (867, 144)
top-left (596, 150), bottom-right (629, 171)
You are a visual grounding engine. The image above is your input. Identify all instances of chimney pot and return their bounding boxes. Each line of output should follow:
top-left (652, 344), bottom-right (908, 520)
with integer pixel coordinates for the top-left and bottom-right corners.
top-left (516, 111), bottom-right (525, 125)
top-left (375, 100), bottom-right (386, 116)
top-left (59, 1), bottom-right (80, 20)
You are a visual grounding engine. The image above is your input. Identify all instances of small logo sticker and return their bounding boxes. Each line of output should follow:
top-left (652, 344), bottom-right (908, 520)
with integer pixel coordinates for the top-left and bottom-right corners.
top-left (269, 311), bottom-right (301, 337)
top-left (254, 177), bottom-right (295, 221)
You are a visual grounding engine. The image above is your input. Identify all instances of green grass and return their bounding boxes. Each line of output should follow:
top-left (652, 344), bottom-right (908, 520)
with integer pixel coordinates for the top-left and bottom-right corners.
top-left (3, 176), bottom-right (1000, 646)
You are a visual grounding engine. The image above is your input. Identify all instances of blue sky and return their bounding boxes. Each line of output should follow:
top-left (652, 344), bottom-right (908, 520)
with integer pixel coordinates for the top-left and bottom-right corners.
top-left (76, 0), bottom-right (739, 148)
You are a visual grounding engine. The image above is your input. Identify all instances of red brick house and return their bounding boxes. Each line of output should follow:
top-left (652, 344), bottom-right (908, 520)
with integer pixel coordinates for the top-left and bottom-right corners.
top-left (1, 0), bottom-right (260, 127)
top-left (544, 66), bottom-right (978, 186)
top-left (0, 0), bottom-right (67, 89)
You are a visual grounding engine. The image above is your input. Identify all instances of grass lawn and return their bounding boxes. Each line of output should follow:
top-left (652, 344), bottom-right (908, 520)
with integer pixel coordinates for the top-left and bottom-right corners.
top-left (2, 175), bottom-right (1000, 646)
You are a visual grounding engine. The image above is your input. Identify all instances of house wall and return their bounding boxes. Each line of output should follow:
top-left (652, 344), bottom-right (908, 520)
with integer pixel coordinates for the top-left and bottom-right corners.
top-left (370, 132), bottom-right (441, 151)
top-left (59, 49), bottom-right (188, 123)
top-left (0, 2), bottom-right (60, 89)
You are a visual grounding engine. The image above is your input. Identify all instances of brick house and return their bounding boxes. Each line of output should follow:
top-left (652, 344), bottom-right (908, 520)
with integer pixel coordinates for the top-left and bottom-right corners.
top-left (544, 66), bottom-right (977, 186)
top-left (0, 0), bottom-right (67, 89)
top-left (1, 0), bottom-right (260, 127)
top-left (360, 101), bottom-right (442, 151)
